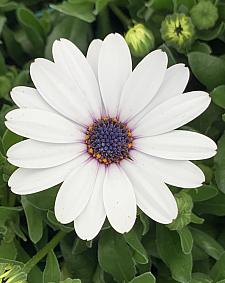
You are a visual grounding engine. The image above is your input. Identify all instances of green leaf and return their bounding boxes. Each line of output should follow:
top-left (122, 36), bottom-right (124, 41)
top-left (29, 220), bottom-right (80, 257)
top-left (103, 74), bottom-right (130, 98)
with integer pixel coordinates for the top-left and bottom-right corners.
top-left (211, 85), bottom-right (225, 109)
top-left (25, 186), bottom-right (58, 211)
top-left (45, 17), bottom-right (91, 59)
top-left (2, 129), bottom-right (23, 152)
top-left (196, 23), bottom-right (225, 41)
top-left (156, 225), bottom-right (192, 283)
top-left (215, 133), bottom-right (225, 193)
top-left (190, 41), bottom-right (212, 54)
top-left (94, 0), bottom-right (109, 14)
top-left (98, 230), bottom-right (136, 282)
top-left (178, 226), bottom-right (193, 254)
top-left (21, 196), bottom-right (43, 243)
top-left (191, 227), bottom-right (224, 260)
top-left (60, 279), bottom-right (81, 283)
top-left (2, 26), bottom-right (27, 66)
top-left (0, 240), bottom-right (17, 260)
top-left (188, 52), bottom-right (225, 90)
top-left (0, 76), bottom-right (11, 99)
top-left (43, 250), bottom-right (61, 283)
top-left (191, 273), bottom-right (213, 283)
top-left (129, 272), bottom-right (156, 283)
top-left (124, 229), bottom-right (148, 264)
top-left (17, 7), bottom-right (45, 57)
top-left (0, 15), bottom-right (6, 36)
top-left (195, 192), bottom-right (225, 216)
top-left (50, 1), bottom-right (95, 23)
top-left (47, 210), bottom-right (73, 233)
top-left (187, 185), bottom-right (218, 202)
top-left (210, 252), bottom-right (225, 281)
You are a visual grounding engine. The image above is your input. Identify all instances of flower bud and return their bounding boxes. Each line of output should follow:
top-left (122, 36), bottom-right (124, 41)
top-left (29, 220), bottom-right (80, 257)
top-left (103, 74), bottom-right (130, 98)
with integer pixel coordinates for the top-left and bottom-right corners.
top-left (125, 23), bottom-right (155, 57)
top-left (161, 13), bottom-right (195, 51)
top-left (0, 261), bottom-right (27, 283)
top-left (190, 0), bottom-right (218, 30)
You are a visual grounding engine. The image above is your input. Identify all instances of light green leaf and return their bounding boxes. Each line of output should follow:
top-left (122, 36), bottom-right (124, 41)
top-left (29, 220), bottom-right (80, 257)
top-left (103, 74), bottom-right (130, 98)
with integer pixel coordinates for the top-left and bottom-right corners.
top-left (178, 226), bottom-right (193, 254)
top-left (167, 192), bottom-right (193, 231)
top-left (191, 272), bottom-right (212, 283)
top-left (98, 230), bottom-right (135, 282)
top-left (129, 272), bottom-right (156, 283)
top-left (43, 250), bottom-right (61, 283)
top-left (156, 224), bottom-right (192, 283)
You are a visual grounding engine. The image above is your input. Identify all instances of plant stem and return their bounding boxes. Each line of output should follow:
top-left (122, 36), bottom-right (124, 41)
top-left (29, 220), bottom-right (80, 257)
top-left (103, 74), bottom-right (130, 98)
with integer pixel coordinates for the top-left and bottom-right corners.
top-left (23, 230), bottom-right (66, 274)
top-left (109, 3), bottom-right (132, 28)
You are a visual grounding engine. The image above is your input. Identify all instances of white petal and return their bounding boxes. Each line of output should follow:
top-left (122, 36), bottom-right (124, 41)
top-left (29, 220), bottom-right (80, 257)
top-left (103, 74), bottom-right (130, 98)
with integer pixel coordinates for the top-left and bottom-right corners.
top-left (86, 39), bottom-right (102, 79)
top-left (52, 39), bottom-right (102, 118)
top-left (55, 159), bottom-right (99, 224)
top-left (103, 164), bottom-right (136, 233)
top-left (30, 58), bottom-right (92, 126)
top-left (11, 86), bottom-right (53, 111)
top-left (130, 64), bottom-right (189, 125)
top-left (121, 160), bottom-right (178, 224)
top-left (74, 165), bottom-right (106, 240)
top-left (5, 109), bottom-right (83, 143)
top-left (9, 154), bottom-right (87, 195)
top-left (130, 150), bottom-right (205, 188)
top-left (135, 130), bottom-right (217, 160)
top-left (98, 33), bottom-right (132, 117)
top-left (119, 50), bottom-right (168, 122)
top-left (7, 139), bottom-right (86, 169)
top-left (133, 91), bottom-right (211, 137)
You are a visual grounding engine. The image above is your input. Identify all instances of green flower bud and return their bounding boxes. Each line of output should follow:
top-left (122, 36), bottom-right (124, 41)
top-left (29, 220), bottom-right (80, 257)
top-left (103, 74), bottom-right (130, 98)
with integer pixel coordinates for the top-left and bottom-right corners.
top-left (0, 260), bottom-right (27, 283)
top-left (190, 0), bottom-right (218, 30)
top-left (161, 13), bottom-right (195, 51)
top-left (125, 23), bottom-right (155, 57)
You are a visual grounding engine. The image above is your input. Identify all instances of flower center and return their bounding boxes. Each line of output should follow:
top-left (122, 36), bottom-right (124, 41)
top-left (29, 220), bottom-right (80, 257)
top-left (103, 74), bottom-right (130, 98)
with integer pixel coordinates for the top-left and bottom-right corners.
top-left (85, 117), bottom-right (133, 165)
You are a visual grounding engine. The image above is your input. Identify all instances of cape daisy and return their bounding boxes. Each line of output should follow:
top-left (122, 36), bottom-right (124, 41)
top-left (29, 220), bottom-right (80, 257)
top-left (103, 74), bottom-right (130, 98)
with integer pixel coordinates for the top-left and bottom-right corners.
top-left (5, 33), bottom-right (217, 240)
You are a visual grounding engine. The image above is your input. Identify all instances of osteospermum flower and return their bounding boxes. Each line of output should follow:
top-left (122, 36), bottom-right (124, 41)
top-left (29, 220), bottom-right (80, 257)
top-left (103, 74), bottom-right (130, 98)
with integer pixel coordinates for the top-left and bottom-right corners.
top-left (6, 34), bottom-right (216, 240)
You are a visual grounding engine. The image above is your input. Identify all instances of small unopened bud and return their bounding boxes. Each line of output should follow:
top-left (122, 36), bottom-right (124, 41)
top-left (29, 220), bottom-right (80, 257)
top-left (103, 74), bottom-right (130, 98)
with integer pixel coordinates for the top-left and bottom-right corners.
top-left (161, 13), bottom-right (195, 51)
top-left (190, 0), bottom-right (218, 30)
top-left (0, 261), bottom-right (27, 283)
top-left (125, 24), bottom-right (155, 57)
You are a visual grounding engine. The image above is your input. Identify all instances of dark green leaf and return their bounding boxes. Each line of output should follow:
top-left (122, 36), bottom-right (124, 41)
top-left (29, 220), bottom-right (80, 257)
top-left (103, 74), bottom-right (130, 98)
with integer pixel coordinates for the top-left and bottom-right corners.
top-left (191, 227), bottom-right (224, 260)
top-left (2, 129), bottom-right (23, 152)
top-left (210, 252), bottom-right (225, 281)
top-left (156, 225), bottom-right (192, 283)
top-left (188, 52), bottom-right (225, 90)
top-left (187, 185), bottom-right (218, 202)
top-left (215, 133), bottom-right (225, 193)
top-left (98, 230), bottom-right (136, 282)
top-left (21, 196), bottom-right (43, 243)
top-left (211, 85), bottom-right (225, 109)
top-left (50, 1), bottom-right (95, 23)
top-left (124, 229), bottom-right (148, 264)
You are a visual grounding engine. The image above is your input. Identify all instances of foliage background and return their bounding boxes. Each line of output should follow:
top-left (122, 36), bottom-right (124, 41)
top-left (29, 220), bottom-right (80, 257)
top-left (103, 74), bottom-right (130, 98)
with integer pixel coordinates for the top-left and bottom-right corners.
top-left (0, 0), bottom-right (225, 282)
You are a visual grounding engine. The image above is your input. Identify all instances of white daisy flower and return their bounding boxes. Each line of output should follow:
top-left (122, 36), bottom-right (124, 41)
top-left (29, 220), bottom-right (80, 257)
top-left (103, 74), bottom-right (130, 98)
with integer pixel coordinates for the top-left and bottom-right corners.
top-left (5, 33), bottom-right (217, 240)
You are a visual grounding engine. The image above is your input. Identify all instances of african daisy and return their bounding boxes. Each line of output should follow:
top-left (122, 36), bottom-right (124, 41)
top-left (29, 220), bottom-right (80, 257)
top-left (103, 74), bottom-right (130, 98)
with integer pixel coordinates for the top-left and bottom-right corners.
top-left (5, 33), bottom-right (217, 240)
